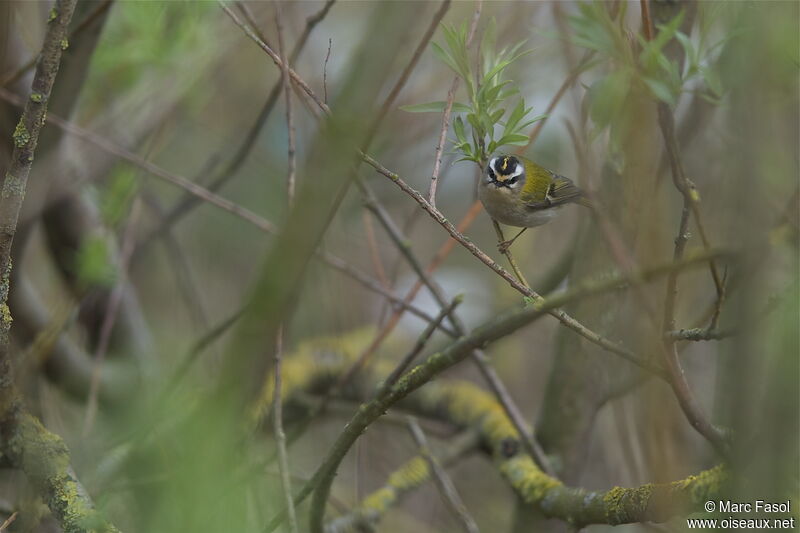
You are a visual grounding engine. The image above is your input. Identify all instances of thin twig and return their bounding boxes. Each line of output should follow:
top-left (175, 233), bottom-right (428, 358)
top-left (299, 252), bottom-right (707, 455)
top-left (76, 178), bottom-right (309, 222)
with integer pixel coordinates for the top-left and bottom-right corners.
top-left (219, 2), bottom-right (330, 114)
top-left (361, 154), bottom-right (665, 375)
top-left (666, 328), bottom-right (735, 342)
top-left (642, 0), bottom-right (729, 456)
top-left (320, 251), bottom-right (457, 336)
top-left (222, 0), bottom-right (643, 384)
top-left (0, 512), bottom-right (17, 532)
top-left (0, 0), bottom-right (112, 88)
top-left (364, 0), bottom-right (452, 151)
top-left (406, 418), bottom-right (480, 533)
top-left (429, 0), bottom-right (479, 207)
top-left (0, 87), bottom-right (275, 233)
top-left (360, 185), bottom-right (555, 475)
top-left (323, 38), bottom-right (332, 104)
top-left (0, 1), bottom-right (119, 530)
top-left (291, 248), bottom-right (728, 533)
top-left (381, 296), bottom-right (463, 390)
top-left (141, 192), bottom-right (210, 330)
top-left (271, 5), bottom-right (298, 528)
top-left (83, 197), bottom-right (142, 436)
top-left (275, 0), bottom-right (296, 205)
top-left (272, 327), bottom-right (299, 533)
top-left (137, 0), bottom-right (335, 254)
top-left (492, 220), bottom-right (531, 287)
top-left (518, 51), bottom-right (595, 153)
top-left (361, 211), bottom-right (390, 290)
top-left (0, 0), bottom-right (79, 406)
top-left (236, 1), bottom-right (273, 48)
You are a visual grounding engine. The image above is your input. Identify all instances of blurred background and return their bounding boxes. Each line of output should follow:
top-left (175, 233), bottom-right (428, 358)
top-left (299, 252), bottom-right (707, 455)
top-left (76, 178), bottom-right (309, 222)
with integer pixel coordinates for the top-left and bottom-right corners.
top-left (0, 1), bottom-right (797, 532)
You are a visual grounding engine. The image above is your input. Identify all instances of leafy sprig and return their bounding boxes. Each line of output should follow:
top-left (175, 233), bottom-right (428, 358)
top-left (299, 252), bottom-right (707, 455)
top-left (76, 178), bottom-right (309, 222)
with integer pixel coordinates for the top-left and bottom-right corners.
top-left (402, 19), bottom-right (545, 165)
top-left (570, 1), bottom-right (728, 126)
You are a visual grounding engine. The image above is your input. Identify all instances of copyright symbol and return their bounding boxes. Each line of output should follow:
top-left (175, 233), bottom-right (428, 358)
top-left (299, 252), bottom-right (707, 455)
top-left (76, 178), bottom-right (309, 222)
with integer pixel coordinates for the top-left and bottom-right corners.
top-left (705, 501), bottom-right (715, 512)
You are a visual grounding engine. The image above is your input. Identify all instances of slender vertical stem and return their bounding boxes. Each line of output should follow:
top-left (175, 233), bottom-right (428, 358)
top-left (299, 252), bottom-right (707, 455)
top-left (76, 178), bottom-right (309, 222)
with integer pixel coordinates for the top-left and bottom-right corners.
top-left (83, 197), bottom-right (142, 435)
top-left (492, 220), bottom-right (530, 288)
top-left (406, 417), bottom-right (481, 533)
top-left (641, 0), bottom-right (729, 456)
top-left (0, 0), bottom-right (79, 411)
top-left (429, 0), bottom-right (481, 207)
top-left (271, 3), bottom-right (299, 531)
top-left (272, 327), bottom-right (299, 533)
top-left (275, 1), bottom-right (296, 206)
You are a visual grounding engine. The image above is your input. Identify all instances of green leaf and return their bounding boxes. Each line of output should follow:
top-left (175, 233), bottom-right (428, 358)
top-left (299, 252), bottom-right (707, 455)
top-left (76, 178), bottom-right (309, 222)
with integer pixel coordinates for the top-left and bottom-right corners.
top-left (482, 49), bottom-right (531, 84)
top-left (400, 101), bottom-right (470, 113)
top-left (496, 133), bottom-right (529, 146)
top-left (503, 99), bottom-right (528, 134)
top-left (518, 113), bottom-right (547, 130)
top-left (467, 113), bottom-right (483, 136)
top-left (431, 42), bottom-right (462, 77)
top-left (453, 116), bottom-right (467, 144)
top-left (490, 108), bottom-right (505, 123)
top-left (480, 17), bottom-right (498, 73)
top-left (644, 77), bottom-right (677, 106)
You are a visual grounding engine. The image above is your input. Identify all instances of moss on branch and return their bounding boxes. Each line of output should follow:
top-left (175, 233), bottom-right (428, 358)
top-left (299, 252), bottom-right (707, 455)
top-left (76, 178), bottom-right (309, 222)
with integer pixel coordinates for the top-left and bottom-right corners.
top-left (259, 327), bottom-right (727, 530)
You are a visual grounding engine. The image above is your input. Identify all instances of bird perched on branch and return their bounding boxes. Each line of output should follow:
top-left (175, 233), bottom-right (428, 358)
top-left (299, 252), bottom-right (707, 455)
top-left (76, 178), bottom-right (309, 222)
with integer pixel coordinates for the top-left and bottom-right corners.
top-left (479, 154), bottom-right (590, 252)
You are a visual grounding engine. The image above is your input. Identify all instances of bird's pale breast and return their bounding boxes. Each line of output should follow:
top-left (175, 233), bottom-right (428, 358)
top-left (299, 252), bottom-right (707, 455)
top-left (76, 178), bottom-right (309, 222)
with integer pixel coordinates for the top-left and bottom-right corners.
top-left (479, 182), bottom-right (560, 228)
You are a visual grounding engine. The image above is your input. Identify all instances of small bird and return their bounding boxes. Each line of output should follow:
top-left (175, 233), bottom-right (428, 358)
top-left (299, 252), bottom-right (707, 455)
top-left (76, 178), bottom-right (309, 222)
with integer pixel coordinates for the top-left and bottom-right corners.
top-left (479, 154), bottom-right (589, 252)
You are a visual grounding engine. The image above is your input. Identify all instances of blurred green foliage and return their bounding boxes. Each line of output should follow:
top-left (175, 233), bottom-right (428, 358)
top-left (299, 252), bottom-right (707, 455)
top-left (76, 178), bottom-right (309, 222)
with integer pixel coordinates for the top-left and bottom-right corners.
top-left (99, 167), bottom-right (138, 227)
top-left (75, 234), bottom-right (116, 288)
top-left (85, 1), bottom-right (214, 97)
top-left (571, 2), bottom-right (726, 133)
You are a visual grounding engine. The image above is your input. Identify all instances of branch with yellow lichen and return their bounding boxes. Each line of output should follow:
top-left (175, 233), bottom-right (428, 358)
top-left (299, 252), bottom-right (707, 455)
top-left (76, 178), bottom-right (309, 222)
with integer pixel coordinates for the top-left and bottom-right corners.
top-left (0, 1), bottom-right (120, 531)
top-left (3, 413), bottom-right (119, 533)
top-left (255, 315), bottom-right (727, 530)
top-left (259, 249), bottom-right (732, 532)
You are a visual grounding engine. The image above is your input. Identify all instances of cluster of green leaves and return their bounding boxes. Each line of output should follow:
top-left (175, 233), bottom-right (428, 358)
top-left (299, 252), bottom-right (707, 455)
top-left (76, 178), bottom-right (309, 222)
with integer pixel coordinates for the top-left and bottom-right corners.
top-left (570, 2), bottom-right (727, 131)
top-left (402, 20), bottom-right (544, 165)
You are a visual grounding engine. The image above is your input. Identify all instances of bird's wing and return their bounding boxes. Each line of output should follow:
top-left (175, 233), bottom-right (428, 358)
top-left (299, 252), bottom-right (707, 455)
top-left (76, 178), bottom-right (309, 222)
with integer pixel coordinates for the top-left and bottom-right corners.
top-left (526, 173), bottom-right (585, 209)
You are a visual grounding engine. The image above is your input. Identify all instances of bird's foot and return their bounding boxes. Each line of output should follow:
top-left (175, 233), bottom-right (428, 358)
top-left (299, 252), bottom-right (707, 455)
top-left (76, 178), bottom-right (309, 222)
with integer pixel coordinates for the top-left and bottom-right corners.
top-left (498, 240), bottom-right (514, 254)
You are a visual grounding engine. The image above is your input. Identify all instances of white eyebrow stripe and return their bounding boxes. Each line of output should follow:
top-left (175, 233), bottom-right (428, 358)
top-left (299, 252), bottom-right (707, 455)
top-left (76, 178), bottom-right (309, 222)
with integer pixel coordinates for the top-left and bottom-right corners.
top-left (508, 163), bottom-right (523, 179)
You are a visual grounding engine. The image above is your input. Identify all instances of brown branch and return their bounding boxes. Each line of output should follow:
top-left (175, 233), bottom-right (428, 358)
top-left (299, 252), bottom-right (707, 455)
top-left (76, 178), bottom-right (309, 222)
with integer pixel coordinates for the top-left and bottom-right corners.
top-left (0, 87), bottom-right (274, 232)
top-left (429, 0), bottom-right (480, 207)
top-left (272, 327), bottom-right (299, 533)
top-left (368, 0), bottom-right (451, 144)
top-left (641, 0), bottom-right (729, 456)
top-left (360, 153), bottom-right (665, 376)
top-left (275, 0), bottom-right (296, 205)
top-left (406, 417), bottom-right (480, 533)
top-left (293, 248), bottom-right (729, 533)
top-left (0, 511), bottom-right (17, 532)
top-left (518, 51), bottom-right (595, 153)
top-left (0, 1), bottom-right (120, 530)
top-left (219, 2), bottom-right (330, 115)
top-left (271, 4), bottom-right (298, 529)
top-left (323, 38), bottom-right (332, 104)
top-left (136, 0), bottom-right (335, 255)
top-left (0, 0), bottom-right (112, 88)
top-left (0, 0), bottom-right (78, 401)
